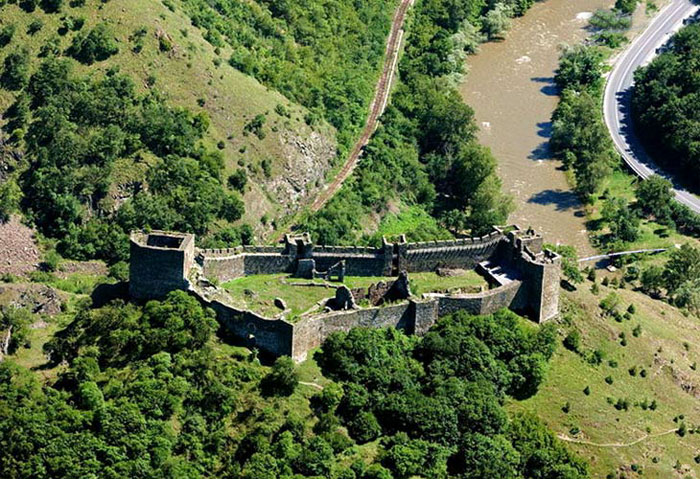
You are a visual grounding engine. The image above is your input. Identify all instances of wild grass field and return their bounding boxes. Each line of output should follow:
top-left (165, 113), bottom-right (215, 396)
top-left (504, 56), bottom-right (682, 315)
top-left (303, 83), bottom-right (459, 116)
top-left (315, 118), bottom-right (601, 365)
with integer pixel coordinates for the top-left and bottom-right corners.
top-left (512, 274), bottom-right (700, 478)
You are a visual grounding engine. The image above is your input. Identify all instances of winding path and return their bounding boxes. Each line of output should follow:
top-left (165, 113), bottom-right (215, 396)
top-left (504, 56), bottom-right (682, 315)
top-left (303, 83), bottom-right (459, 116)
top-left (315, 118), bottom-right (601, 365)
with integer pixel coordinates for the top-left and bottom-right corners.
top-left (558, 428), bottom-right (678, 448)
top-left (603, 0), bottom-right (700, 213)
top-left (308, 0), bottom-right (413, 213)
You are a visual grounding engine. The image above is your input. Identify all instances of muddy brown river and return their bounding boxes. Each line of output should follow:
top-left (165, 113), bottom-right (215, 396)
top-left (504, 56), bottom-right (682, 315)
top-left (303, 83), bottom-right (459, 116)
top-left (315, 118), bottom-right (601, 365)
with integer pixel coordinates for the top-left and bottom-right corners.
top-left (460, 0), bottom-right (612, 255)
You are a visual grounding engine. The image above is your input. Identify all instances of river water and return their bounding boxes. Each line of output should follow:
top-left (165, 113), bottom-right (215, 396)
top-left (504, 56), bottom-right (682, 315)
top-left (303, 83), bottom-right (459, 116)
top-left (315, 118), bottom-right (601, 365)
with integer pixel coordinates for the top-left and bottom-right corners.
top-left (460, 0), bottom-right (612, 256)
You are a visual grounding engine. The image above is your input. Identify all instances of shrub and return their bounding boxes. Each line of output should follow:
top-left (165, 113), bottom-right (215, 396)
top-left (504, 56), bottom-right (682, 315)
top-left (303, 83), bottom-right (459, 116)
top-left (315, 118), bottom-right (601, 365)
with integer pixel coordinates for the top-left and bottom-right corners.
top-left (347, 411), bottom-right (381, 444)
top-left (228, 169), bottom-right (248, 192)
top-left (260, 357), bottom-right (298, 396)
top-left (599, 292), bottom-right (621, 315)
top-left (68, 23), bottom-right (119, 64)
top-left (28, 19), bottom-right (44, 35)
top-left (1, 49), bottom-right (30, 90)
top-left (563, 331), bottom-right (581, 352)
top-left (605, 375), bottom-right (614, 385)
top-left (0, 24), bottom-right (16, 47)
top-left (41, 250), bottom-right (62, 272)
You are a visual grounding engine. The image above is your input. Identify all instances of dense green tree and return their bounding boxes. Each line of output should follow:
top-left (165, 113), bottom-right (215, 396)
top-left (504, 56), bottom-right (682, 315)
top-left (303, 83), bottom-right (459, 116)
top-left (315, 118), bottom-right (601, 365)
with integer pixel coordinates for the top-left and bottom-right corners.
top-left (674, 278), bottom-right (700, 314)
top-left (260, 356), bottom-right (298, 396)
top-left (509, 413), bottom-right (589, 478)
top-left (482, 3), bottom-right (512, 39)
top-left (548, 244), bottom-right (583, 284)
top-left (554, 45), bottom-right (604, 92)
top-left (551, 89), bottom-right (615, 198)
top-left (0, 179), bottom-right (21, 223)
top-left (0, 307), bottom-right (32, 354)
top-left (663, 243), bottom-right (700, 293)
top-left (602, 198), bottom-right (639, 243)
top-left (640, 265), bottom-right (665, 297)
top-left (1, 48), bottom-right (30, 90)
top-left (68, 23), bottom-right (119, 64)
top-left (633, 24), bottom-right (700, 185)
top-left (636, 175), bottom-right (674, 221)
top-left (614, 0), bottom-right (637, 14)
top-left (453, 433), bottom-right (520, 479)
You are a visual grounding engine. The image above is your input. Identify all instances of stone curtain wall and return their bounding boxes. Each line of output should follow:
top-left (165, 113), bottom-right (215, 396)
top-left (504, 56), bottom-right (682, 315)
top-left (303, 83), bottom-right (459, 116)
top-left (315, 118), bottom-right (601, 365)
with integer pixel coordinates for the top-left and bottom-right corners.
top-left (207, 299), bottom-right (294, 356)
top-left (289, 281), bottom-right (527, 361)
top-left (130, 228), bottom-right (561, 360)
top-left (183, 281), bottom-right (528, 361)
top-left (198, 233), bottom-right (505, 283)
top-left (399, 232), bottom-right (503, 272)
top-left (291, 302), bottom-right (414, 361)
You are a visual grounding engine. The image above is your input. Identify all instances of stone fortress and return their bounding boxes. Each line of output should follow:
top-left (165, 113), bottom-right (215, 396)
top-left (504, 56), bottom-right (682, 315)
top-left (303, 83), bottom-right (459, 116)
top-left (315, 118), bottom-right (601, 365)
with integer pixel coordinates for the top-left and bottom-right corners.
top-left (129, 226), bottom-right (561, 361)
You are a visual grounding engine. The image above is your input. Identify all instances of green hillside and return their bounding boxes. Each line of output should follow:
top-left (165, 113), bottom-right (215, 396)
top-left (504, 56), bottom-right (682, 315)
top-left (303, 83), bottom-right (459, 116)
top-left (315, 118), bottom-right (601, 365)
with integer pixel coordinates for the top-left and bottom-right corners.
top-left (0, 0), bottom-right (400, 242)
top-left (513, 265), bottom-right (700, 478)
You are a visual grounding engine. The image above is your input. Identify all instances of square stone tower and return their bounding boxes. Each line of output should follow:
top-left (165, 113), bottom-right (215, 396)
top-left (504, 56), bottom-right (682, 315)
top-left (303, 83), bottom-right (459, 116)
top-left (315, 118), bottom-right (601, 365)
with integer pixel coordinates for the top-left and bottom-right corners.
top-left (129, 231), bottom-right (195, 300)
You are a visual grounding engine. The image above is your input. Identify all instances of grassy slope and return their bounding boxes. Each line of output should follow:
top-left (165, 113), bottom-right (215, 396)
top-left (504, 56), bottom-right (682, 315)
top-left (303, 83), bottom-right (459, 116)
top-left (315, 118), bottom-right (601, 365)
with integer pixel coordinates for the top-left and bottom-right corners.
top-left (511, 276), bottom-right (700, 478)
top-left (0, 0), bottom-right (336, 233)
top-left (585, 170), bottom-right (700, 251)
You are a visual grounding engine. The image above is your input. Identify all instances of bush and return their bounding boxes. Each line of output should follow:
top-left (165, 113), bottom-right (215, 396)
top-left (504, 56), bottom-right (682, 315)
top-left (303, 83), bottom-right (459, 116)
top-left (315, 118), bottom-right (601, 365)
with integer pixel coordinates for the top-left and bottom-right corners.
top-left (599, 292), bottom-right (621, 316)
top-left (347, 411), bottom-right (381, 444)
top-left (260, 357), bottom-right (298, 397)
top-left (68, 23), bottom-right (119, 64)
top-left (28, 19), bottom-right (44, 35)
top-left (41, 250), bottom-right (62, 272)
top-left (563, 331), bottom-right (581, 352)
top-left (228, 169), bottom-right (248, 192)
top-left (1, 49), bottom-right (30, 90)
top-left (0, 24), bottom-right (15, 47)
top-left (108, 261), bottom-right (129, 281)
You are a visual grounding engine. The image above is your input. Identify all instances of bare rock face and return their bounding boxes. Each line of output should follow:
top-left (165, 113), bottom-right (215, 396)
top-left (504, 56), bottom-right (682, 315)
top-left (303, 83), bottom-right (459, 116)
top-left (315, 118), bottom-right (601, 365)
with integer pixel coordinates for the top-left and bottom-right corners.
top-left (387, 271), bottom-right (411, 301)
top-left (352, 271), bottom-right (412, 306)
top-left (274, 297), bottom-right (287, 310)
top-left (264, 129), bottom-right (336, 215)
top-left (0, 283), bottom-right (63, 316)
top-left (328, 285), bottom-right (357, 311)
top-left (0, 216), bottom-right (40, 277)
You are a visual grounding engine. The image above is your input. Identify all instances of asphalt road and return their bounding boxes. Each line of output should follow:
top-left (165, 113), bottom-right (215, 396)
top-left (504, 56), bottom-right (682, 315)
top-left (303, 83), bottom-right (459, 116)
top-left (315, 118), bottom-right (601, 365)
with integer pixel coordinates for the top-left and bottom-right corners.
top-left (603, 0), bottom-right (700, 213)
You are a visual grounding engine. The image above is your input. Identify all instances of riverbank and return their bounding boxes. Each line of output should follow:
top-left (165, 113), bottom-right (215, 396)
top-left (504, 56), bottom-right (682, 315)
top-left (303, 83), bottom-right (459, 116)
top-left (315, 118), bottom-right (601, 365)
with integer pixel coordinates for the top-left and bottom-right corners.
top-left (459, 0), bottom-right (613, 256)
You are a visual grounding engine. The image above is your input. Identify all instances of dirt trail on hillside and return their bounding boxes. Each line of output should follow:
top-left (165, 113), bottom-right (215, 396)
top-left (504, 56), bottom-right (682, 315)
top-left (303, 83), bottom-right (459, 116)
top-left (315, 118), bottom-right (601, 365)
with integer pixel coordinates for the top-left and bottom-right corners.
top-left (308, 0), bottom-right (413, 213)
top-left (558, 428), bottom-right (679, 448)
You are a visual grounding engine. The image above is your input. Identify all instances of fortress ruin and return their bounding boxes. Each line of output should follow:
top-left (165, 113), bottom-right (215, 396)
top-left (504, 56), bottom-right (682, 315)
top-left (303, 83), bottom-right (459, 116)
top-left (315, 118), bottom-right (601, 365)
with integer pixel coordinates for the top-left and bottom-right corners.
top-left (129, 226), bottom-right (561, 361)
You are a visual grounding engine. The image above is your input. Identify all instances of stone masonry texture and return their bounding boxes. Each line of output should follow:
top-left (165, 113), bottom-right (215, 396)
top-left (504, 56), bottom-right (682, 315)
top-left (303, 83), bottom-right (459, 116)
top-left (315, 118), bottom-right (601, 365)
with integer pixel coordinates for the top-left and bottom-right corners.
top-left (129, 227), bottom-right (561, 361)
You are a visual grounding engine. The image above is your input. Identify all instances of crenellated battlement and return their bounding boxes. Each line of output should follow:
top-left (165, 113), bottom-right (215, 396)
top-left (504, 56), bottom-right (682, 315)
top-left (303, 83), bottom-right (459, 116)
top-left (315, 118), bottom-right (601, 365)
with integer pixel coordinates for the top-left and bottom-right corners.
top-left (129, 226), bottom-right (561, 360)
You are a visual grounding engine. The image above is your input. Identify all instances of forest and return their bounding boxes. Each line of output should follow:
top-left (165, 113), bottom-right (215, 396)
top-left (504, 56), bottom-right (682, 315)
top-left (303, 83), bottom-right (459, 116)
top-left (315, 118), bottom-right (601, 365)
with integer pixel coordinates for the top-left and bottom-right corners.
top-left (299, 0), bottom-right (522, 245)
top-left (0, 54), bottom-right (244, 263)
top-left (178, 0), bottom-right (395, 151)
top-left (0, 291), bottom-right (589, 479)
top-left (632, 23), bottom-right (700, 188)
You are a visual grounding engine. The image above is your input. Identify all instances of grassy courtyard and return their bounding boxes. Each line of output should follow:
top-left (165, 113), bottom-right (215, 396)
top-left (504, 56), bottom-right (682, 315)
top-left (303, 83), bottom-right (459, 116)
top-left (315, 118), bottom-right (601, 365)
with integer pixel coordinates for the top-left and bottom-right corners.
top-left (221, 270), bottom-right (487, 319)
